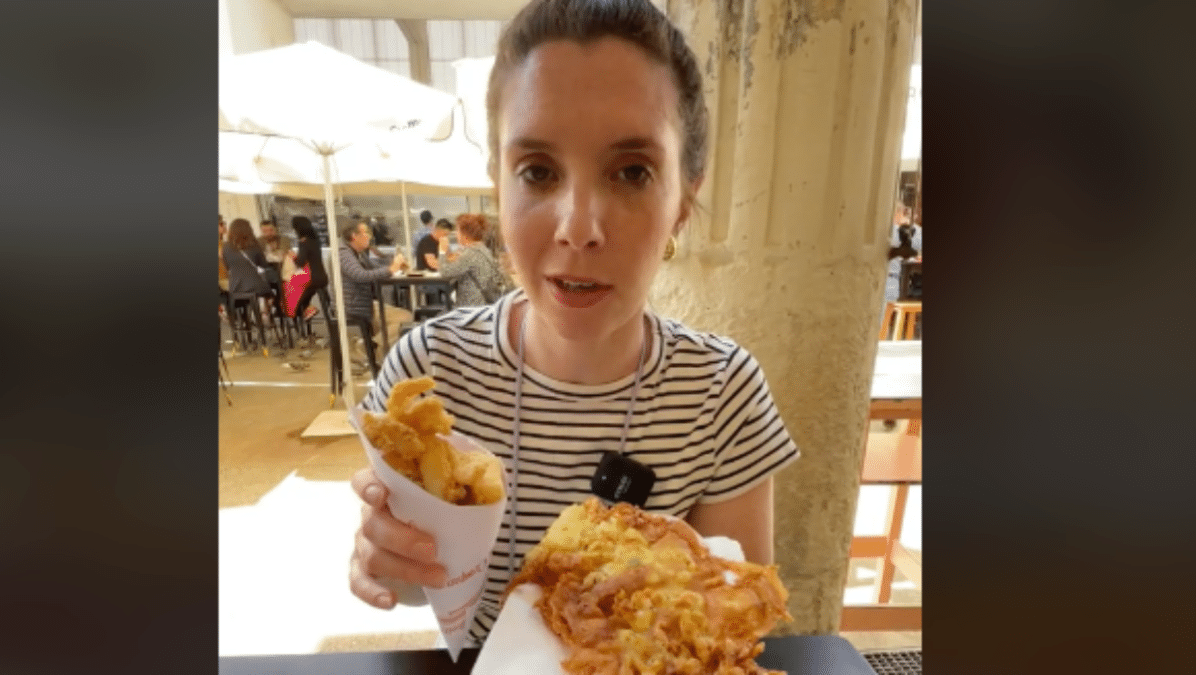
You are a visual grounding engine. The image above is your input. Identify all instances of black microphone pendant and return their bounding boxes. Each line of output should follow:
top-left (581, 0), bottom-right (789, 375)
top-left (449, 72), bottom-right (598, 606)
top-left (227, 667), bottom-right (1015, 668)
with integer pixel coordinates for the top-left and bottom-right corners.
top-left (591, 451), bottom-right (656, 508)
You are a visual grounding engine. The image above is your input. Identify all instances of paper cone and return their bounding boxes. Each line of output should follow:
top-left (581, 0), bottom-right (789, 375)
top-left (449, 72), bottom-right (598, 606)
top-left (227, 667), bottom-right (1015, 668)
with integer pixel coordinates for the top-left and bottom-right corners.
top-left (349, 404), bottom-right (508, 662)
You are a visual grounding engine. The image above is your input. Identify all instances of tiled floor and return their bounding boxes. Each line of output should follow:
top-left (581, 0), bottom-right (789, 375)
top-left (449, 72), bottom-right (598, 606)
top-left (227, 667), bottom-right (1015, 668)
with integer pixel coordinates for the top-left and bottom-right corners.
top-left (218, 339), bottom-right (921, 656)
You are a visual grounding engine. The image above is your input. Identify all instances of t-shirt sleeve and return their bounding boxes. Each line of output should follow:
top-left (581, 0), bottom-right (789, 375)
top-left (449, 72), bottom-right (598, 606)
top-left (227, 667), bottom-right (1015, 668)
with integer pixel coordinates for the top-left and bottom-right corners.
top-left (361, 321), bottom-right (435, 414)
top-left (698, 348), bottom-right (801, 504)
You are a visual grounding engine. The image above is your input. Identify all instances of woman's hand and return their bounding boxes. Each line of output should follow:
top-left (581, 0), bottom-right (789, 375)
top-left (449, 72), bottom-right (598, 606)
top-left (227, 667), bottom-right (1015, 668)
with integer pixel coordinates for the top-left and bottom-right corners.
top-left (388, 254), bottom-right (408, 274)
top-left (349, 467), bottom-right (447, 609)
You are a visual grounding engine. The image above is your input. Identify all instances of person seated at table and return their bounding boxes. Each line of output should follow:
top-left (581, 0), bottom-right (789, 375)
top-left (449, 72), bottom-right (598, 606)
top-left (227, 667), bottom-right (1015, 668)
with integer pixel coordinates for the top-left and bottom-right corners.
top-left (223, 218), bottom-right (275, 330)
top-left (883, 202), bottom-right (922, 308)
top-left (339, 221), bottom-right (413, 361)
top-left (256, 220), bottom-right (292, 286)
top-left (289, 216), bottom-right (329, 321)
top-left (415, 219), bottom-right (453, 272)
top-left (258, 220), bottom-right (294, 263)
top-left (410, 209), bottom-right (435, 260)
top-left (436, 213), bottom-right (509, 307)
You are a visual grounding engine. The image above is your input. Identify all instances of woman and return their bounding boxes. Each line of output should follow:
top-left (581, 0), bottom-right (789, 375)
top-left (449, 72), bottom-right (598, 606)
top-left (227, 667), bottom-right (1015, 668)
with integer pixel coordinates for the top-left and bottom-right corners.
top-left (289, 216), bottom-right (328, 321)
top-left (222, 218), bottom-right (275, 346)
top-left (222, 218), bottom-right (270, 297)
top-left (348, 0), bottom-right (799, 646)
top-left (436, 213), bottom-right (507, 307)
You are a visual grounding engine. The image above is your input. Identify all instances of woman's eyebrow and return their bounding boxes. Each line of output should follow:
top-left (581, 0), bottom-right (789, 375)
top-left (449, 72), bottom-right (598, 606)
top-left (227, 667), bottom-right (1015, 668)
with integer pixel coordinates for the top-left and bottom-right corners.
top-left (508, 137), bottom-right (555, 152)
top-left (610, 137), bottom-right (661, 152)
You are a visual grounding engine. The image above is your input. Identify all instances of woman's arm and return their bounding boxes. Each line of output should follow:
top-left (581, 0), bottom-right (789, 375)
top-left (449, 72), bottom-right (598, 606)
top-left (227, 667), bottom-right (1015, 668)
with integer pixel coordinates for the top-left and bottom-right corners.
top-left (686, 477), bottom-right (774, 565)
top-left (340, 247), bottom-right (394, 282)
top-left (437, 247), bottom-right (475, 278)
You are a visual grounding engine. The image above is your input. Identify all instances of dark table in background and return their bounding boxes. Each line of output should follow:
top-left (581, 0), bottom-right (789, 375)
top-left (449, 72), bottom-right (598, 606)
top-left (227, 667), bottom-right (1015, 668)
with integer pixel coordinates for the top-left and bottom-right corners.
top-left (218, 635), bottom-right (877, 674)
top-left (374, 273), bottom-right (460, 352)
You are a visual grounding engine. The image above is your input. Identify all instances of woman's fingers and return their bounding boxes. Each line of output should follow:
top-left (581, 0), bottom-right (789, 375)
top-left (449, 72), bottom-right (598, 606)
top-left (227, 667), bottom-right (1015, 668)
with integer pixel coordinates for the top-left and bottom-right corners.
top-left (354, 527), bottom-right (447, 588)
top-left (349, 551), bottom-right (397, 609)
top-left (350, 467), bottom-right (387, 507)
top-left (359, 503), bottom-right (441, 566)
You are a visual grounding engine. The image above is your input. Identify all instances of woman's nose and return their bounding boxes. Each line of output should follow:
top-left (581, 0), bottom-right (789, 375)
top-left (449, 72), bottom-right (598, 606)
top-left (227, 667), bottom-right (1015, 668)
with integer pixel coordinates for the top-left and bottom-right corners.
top-left (554, 182), bottom-right (606, 250)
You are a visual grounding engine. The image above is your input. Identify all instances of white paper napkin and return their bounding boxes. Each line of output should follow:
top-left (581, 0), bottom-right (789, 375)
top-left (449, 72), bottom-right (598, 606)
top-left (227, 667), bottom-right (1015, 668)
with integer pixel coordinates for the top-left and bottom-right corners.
top-left (470, 535), bottom-right (746, 674)
top-left (349, 404), bottom-right (508, 662)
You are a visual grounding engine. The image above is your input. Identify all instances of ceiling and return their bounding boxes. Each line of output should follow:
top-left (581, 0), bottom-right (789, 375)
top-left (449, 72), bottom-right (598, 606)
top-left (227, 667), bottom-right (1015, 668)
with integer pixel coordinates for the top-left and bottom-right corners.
top-left (276, 0), bottom-right (539, 20)
top-left (276, 0), bottom-right (918, 61)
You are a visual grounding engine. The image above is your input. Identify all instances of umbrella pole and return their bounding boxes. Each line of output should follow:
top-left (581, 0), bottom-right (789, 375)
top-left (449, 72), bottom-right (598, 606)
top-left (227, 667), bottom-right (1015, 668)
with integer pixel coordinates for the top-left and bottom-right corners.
top-left (324, 151), bottom-right (356, 409)
top-left (401, 181), bottom-right (412, 255)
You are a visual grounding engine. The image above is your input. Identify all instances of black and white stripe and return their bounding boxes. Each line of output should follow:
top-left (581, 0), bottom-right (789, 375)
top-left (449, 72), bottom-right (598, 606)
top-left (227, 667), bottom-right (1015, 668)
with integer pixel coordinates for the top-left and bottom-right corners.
top-left (362, 290), bottom-right (800, 644)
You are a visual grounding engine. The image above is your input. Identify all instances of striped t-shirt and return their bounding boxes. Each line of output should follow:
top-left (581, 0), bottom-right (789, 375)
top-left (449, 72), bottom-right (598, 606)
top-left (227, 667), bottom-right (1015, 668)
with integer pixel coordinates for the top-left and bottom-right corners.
top-left (362, 290), bottom-right (800, 644)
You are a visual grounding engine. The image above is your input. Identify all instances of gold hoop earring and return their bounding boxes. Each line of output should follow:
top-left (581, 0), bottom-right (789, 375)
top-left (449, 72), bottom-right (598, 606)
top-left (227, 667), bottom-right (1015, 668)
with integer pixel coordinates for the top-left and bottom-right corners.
top-left (662, 235), bottom-right (677, 261)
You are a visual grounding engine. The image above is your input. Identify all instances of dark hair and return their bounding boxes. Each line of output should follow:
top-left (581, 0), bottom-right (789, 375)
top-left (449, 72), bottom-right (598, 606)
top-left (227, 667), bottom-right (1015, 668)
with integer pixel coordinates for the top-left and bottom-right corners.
top-left (228, 219), bottom-right (256, 250)
top-left (292, 216), bottom-right (316, 240)
top-left (435, 218), bottom-right (454, 231)
top-left (419, 209), bottom-right (433, 225)
top-left (486, 0), bottom-right (708, 191)
top-left (260, 219), bottom-right (275, 228)
top-left (456, 213), bottom-right (489, 242)
top-left (888, 225), bottom-right (917, 261)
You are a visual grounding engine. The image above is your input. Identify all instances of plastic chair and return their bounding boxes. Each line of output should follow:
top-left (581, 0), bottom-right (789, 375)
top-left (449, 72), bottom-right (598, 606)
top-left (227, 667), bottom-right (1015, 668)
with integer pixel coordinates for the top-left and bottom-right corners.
top-left (842, 420), bottom-right (922, 631)
top-left (878, 301), bottom-right (922, 341)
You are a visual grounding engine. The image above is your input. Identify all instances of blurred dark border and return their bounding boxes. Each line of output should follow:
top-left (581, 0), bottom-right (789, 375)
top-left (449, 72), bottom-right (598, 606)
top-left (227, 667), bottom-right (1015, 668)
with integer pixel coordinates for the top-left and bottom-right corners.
top-left (0, 1), bottom-right (1194, 674)
top-left (927, 0), bottom-right (1196, 671)
top-left (0, 2), bottom-right (217, 674)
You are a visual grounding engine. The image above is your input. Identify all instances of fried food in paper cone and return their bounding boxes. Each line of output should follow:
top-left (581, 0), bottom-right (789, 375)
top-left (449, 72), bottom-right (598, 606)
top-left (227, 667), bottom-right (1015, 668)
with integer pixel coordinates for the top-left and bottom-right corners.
top-left (504, 498), bottom-right (792, 675)
top-left (361, 376), bottom-right (504, 506)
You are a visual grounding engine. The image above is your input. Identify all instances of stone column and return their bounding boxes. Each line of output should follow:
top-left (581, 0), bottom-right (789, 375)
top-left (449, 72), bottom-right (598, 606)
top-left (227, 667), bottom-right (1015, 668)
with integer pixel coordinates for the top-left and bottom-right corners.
top-left (658, 0), bottom-right (918, 633)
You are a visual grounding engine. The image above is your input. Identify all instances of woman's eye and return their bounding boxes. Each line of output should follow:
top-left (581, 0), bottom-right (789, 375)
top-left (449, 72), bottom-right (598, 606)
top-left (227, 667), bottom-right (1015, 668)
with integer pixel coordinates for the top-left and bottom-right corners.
top-left (518, 165), bottom-right (554, 184)
top-left (614, 165), bottom-right (651, 186)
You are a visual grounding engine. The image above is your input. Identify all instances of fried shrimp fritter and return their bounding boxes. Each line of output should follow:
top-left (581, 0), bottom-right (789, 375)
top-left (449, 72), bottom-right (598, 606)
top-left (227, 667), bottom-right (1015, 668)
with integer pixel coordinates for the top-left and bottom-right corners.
top-left (362, 376), bottom-right (505, 506)
top-left (506, 498), bottom-right (792, 675)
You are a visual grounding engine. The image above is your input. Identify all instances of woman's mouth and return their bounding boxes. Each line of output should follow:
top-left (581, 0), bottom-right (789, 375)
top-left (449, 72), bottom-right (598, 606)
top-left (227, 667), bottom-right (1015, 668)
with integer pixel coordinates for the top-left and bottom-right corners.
top-left (547, 276), bottom-right (613, 308)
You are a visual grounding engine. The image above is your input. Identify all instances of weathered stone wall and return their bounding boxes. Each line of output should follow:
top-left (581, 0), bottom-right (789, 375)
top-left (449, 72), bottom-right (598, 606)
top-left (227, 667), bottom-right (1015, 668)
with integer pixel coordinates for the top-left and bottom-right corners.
top-left (657, 0), bottom-right (918, 633)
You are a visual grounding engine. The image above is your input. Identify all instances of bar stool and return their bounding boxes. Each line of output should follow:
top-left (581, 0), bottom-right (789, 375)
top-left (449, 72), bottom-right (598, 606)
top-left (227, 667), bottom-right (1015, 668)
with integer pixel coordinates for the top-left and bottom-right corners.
top-left (319, 295), bottom-right (379, 406)
top-left (841, 420), bottom-right (922, 632)
top-left (878, 301), bottom-right (922, 340)
top-left (228, 292), bottom-right (271, 356)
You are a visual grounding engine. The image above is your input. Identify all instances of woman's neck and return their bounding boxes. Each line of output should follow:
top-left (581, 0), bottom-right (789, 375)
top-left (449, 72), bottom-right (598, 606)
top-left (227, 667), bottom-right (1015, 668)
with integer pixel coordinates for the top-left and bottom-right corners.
top-left (513, 302), bottom-right (648, 386)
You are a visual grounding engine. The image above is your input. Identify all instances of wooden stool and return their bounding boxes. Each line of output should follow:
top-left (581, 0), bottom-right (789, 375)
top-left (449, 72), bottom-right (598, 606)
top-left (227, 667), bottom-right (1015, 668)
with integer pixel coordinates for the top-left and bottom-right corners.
top-left (841, 420), bottom-right (922, 632)
top-left (879, 301), bottom-right (922, 341)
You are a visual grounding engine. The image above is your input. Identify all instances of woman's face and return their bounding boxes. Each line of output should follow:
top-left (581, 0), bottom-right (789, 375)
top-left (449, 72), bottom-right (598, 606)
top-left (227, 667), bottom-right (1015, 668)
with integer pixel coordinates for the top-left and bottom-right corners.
top-left (496, 37), bottom-right (692, 341)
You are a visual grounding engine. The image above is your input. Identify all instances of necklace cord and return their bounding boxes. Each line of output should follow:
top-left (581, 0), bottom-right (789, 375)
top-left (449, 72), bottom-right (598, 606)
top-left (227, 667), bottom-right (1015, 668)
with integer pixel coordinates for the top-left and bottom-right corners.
top-left (508, 307), bottom-right (649, 577)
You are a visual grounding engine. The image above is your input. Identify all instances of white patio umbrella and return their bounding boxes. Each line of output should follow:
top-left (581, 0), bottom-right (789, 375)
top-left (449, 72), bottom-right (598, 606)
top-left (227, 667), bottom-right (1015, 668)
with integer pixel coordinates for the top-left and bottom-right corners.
top-left (220, 40), bottom-right (457, 408)
top-left (219, 101), bottom-right (494, 250)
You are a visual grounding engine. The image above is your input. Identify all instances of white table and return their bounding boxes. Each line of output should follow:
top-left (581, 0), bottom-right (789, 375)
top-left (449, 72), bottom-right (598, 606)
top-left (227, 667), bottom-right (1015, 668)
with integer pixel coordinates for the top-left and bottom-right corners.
top-left (870, 340), bottom-right (921, 419)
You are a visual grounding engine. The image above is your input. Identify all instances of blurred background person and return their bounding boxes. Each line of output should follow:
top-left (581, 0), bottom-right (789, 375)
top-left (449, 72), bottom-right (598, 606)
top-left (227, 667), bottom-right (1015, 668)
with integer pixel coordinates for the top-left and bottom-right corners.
top-left (416, 219), bottom-right (454, 272)
top-left (437, 213), bottom-right (508, 307)
top-left (218, 214), bottom-right (229, 292)
top-left (224, 218), bottom-right (276, 342)
top-left (339, 221), bottom-right (412, 362)
top-left (258, 219), bottom-right (294, 268)
top-left (289, 216), bottom-right (328, 321)
top-left (410, 209), bottom-right (435, 260)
